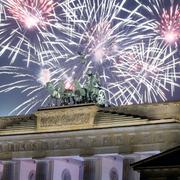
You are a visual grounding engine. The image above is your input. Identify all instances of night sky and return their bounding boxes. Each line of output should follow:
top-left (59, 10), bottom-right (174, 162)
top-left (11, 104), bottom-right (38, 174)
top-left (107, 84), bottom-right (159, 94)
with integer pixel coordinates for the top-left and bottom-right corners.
top-left (0, 0), bottom-right (179, 116)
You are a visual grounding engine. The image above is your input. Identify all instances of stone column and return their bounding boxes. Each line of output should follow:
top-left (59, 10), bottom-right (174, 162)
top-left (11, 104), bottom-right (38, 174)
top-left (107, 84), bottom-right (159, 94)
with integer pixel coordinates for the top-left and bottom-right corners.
top-left (0, 162), bottom-right (3, 180)
top-left (1, 161), bottom-right (16, 180)
top-left (93, 154), bottom-right (124, 180)
top-left (36, 159), bottom-right (51, 180)
top-left (84, 157), bottom-right (96, 180)
top-left (12, 158), bottom-right (36, 180)
top-left (46, 156), bottom-right (84, 180)
top-left (123, 154), bottom-right (140, 180)
top-left (123, 151), bottom-right (160, 180)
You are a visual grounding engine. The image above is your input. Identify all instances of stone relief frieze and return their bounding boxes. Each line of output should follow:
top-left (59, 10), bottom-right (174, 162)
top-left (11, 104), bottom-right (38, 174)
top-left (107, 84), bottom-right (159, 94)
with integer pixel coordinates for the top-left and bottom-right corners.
top-left (0, 123), bottom-right (179, 159)
top-left (39, 112), bottom-right (91, 127)
top-left (35, 105), bottom-right (98, 129)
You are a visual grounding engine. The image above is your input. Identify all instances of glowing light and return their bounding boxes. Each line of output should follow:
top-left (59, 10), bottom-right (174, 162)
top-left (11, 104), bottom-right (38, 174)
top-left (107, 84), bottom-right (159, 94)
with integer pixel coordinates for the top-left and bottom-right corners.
top-left (38, 68), bottom-right (51, 85)
top-left (64, 81), bottom-right (75, 91)
top-left (24, 16), bottom-right (40, 29)
top-left (164, 31), bottom-right (178, 44)
top-left (94, 48), bottom-right (105, 61)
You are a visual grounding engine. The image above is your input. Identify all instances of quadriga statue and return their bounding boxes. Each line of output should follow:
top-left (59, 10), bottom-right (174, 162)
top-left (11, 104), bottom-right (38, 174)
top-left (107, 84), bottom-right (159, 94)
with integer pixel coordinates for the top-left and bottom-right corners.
top-left (45, 72), bottom-right (106, 107)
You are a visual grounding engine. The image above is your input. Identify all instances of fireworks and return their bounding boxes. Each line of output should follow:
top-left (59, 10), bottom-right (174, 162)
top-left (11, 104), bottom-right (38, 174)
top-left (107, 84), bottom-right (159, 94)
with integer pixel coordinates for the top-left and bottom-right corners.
top-left (38, 68), bottom-right (51, 85)
top-left (0, 0), bottom-right (180, 115)
top-left (6, 0), bottom-right (54, 29)
top-left (0, 0), bottom-right (54, 64)
top-left (0, 0), bottom-right (78, 65)
top-left (0, 65), bottom-right (50, 114)
top-left (64, 0), bottom-right (146, 91)
top-left (0, 60), bottom-right (73, 115)
top-left (73, 0), bottom-right (143, 63)
top-left (160, 6), bottom-right (180, 44)
top-left (83, 20), bottom-right (115, 62)
top-left (110, 40), bottom-right (180, 104)
top-left (136, 0), bottom-right (180, 47)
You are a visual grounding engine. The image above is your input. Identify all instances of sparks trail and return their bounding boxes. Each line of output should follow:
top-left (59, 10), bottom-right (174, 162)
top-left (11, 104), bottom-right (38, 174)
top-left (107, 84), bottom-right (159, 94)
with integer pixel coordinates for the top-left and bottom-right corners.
top-left (136, 0), bottom-right (180, 47)
top-left (73, 0), bottom-right (144, 63)
top-left (110, 40), bottom-right (180, 104)
top-left (0, 0), bottom-right (180, 114)
top-left (6, 0), bottom-right (54, 29)
top-left (64, 0), bottom-right (145, 103)
top-left (82, 20), bottom-right (119, 63)
top-left (160, 5), bottom-right (180, 44)
top-left (0, 59), bottom-right (71, 115)
top-left (0, 0), bottom-right (78, 65)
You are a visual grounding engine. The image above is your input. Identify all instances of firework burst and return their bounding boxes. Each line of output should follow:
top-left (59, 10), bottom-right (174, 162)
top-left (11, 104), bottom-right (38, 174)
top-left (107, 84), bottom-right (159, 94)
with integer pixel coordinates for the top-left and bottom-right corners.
top-left (109, 40), bottom-right (180, 104)
top-left (160, 5), bottom-right (180, 44)
top-left (62, 0), bottom-right (146, 93)
top-left (0, 58), bottom-right (72, 115)
top-left (56, 0), bottom-right (158, 105)
top-left (0, 0), bottom-right (79, 65)
top-left (0, 0), bottom-right (180, 115)
top-left (6, 0), bottom-right (55, 29)
top-left (74, 0), bottom-right (144, 61)
top-left (136, 0), bottom-right (180, 47)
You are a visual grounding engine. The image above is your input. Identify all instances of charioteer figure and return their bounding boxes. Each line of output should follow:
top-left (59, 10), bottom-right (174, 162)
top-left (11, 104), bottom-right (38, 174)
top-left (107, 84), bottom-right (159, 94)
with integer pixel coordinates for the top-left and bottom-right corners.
top-left (45, 71), bottom-right (106, 107)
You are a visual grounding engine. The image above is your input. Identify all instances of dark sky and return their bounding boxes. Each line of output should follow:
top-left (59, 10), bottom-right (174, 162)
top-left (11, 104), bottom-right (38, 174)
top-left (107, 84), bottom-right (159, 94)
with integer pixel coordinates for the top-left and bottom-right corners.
top-left (0, 0), bottom-right (179, 116)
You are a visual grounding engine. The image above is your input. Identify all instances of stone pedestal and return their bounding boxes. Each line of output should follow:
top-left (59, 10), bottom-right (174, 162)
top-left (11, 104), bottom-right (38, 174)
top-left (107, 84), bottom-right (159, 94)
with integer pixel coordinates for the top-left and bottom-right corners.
top-left (35, 104), bottom-right (98, 132)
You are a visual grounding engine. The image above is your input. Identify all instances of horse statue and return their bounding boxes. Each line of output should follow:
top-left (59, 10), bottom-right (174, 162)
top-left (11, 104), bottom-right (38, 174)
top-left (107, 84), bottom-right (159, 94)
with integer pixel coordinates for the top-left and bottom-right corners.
top-left (46, 82), bottom-right (61, 106)
top-left (45, 71), bottom-right (106, 107)
top-left (84, 71), bottom-right (106, 104)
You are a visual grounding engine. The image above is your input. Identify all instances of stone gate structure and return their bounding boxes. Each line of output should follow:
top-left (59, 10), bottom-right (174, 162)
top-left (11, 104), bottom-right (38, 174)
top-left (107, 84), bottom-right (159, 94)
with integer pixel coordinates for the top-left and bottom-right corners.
top-left (0, 102), bottom-right (180, 179)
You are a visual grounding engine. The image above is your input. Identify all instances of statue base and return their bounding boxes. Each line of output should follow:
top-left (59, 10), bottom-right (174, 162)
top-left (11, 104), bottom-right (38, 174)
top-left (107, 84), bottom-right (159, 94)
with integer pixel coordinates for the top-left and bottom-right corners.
top-left (35, 104), bottom-right (99, 131)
